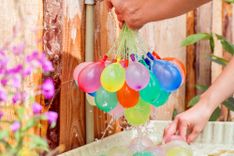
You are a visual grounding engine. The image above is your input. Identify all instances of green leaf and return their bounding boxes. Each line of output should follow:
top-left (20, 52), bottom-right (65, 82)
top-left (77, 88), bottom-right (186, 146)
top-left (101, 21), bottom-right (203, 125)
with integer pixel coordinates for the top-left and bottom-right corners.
top-left (209, 107), bottom-right (221, 121)
top-left (188, 95), bottom-right (200, 107)
top-left (209, 36), bottom-right (215, 52)
top-left (225, 0), bottom-right (234, 3)
top-left (210, 54), bottom-right (228, 66)
top-left (172, 109), bottom-right (178, 120)
top-left (216, 34), bottom-right (234, 55)
top-left (181, 33), bottom-right (211, 46)
top-left (0, 130), bottom-right (9, 140)
top-left (50, 122), bottom-right (56, 129)
top-left (16, 107), bottom-right (25, 120)
top-left (22, 118), bottom-right (36, 132)
top-left (195, 84), bottom-right (208, 91)
top-left (223, 97), bottom-right (234, 111)
top-left (14, 131), bottom-right (21, 142)
top-left (29, 135), bottom-right (49, 151)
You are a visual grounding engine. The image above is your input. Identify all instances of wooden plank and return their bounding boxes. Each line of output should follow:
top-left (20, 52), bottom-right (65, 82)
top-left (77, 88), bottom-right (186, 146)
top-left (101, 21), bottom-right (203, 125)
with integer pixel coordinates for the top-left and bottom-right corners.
top-left (140, 15), bottom-right (187, 119)
top-left (43, 0), bottom-right (63, 148)
top-left (185, 11), bottom-right (196, 107)
top-left (212, 0), bottom-right (223, 81)
top-left (231, 3), bottom-right (234, 121)
top-left (60, 0), bottom-right (86, 151)
top-left (223, 2), bottom-right (234, 121)
top-left (195, 2), bottom-right (212, 94)
top-left (212, 0), bottom-right (224, 121)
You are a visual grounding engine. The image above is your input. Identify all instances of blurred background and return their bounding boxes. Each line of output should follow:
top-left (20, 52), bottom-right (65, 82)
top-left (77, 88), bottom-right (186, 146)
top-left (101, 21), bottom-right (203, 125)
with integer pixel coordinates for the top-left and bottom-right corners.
top-left (0, 0), bottom-right (233, 153)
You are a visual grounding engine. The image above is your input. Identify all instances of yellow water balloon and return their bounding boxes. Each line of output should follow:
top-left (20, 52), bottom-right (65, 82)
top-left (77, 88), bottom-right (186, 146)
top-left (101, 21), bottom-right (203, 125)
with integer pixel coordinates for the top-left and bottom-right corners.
top-left (101, 63), bottom-right (125, 92)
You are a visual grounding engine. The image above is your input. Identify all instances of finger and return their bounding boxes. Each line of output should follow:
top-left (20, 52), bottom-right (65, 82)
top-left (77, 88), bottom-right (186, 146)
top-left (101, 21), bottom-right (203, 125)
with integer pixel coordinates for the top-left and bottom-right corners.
top-left (178, 121), bottom-right (188, 141)
top-left (117, 14), bottom-right (124, 22)
top-left (187, 128), bottom-right (199, 143)
top-left (163, 118), bottom-right (179, 139)
top-left (105, 0), bottom-right (113, 10)
top-left (119, 21), bottom-right (124, 28)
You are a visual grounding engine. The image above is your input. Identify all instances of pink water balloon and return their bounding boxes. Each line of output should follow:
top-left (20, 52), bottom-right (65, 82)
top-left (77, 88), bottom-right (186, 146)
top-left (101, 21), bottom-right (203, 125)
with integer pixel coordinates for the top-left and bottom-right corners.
top-left (126, 62), bottom-right (150, 91)
top-left (108, 104), bottom-right (124, 120)
top-left (73, 62), bottom-right (92, 84)
top-left (78, 62), bottom-right (105, 93)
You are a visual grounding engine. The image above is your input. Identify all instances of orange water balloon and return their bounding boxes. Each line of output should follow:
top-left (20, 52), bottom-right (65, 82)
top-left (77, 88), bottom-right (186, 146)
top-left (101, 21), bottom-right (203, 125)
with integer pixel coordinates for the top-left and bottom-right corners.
top-left (117, 83), bottom-right (139, 108)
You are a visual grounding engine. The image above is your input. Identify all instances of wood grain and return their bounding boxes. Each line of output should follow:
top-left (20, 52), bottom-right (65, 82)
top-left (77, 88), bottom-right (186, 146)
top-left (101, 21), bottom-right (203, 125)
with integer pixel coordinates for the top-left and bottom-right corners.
top-left (185, 11), bottom-right (196, 107)
top-left (59, 0), bottom-right (86, 151)
top-left (195, 2), bottom-right (212, 94)
top-left (222, 2), bottom-right (233, 121)
top-left (212, 0), bottom-right (223, 81)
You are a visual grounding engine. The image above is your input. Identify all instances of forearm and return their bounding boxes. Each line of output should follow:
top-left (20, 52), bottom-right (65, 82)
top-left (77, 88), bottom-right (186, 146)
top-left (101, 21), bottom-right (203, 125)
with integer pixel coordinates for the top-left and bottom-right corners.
top-left (145, 0), bottom-right (211, 22)
top-left (201, 57), bottom-right (234, 113)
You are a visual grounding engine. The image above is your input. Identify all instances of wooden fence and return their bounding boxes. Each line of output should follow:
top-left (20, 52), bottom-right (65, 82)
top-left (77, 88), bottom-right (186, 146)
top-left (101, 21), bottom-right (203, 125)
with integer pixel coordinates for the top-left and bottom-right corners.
top-left (0, 0), bottom-right (233, 153)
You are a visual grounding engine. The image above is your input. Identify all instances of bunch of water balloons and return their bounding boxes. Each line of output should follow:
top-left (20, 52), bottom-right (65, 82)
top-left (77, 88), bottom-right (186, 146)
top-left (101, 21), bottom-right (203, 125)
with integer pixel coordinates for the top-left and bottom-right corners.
top-left (73, 25), bottom-right (185, 126)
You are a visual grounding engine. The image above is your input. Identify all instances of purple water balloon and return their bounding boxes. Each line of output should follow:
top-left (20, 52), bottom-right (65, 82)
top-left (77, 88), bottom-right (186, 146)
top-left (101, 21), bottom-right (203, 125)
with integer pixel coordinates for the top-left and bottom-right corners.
top-left (126, 62), bottom-right (150, 91)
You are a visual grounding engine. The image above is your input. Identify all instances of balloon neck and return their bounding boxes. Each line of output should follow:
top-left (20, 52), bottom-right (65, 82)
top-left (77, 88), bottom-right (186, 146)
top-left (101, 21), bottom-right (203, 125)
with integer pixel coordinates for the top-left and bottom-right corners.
top-left (123, 60), bottom-right (129, 68)
top-left (101, 55), bottom-right (108, 63)
top-left (147, 52), bottom-right (155, 61)
top-left (139, 59), bottom-right (147, 67)
top-left (144, 58), bottom-right (151, 68)
top-left (116, 57), bottom-right (121, 63)
top-left (152, 51), bottom-right (161, 59)
top-left (130, 54), bottom-right (136, 62)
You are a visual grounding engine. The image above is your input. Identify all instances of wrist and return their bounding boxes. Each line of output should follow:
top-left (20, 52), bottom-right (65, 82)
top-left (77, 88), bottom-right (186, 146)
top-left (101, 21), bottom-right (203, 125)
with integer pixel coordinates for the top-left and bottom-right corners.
top-left (199, 93), bottom-right (217, 116)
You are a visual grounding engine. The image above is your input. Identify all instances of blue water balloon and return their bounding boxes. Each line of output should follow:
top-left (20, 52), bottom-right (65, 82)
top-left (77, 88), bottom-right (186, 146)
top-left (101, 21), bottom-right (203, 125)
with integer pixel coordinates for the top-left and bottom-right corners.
top-left (152, 60), bottom-right (182, 92)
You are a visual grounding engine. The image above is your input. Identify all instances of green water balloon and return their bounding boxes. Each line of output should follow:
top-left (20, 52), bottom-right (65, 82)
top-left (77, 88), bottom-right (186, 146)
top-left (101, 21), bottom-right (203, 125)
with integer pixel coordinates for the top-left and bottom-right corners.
top-left (95, 87), bottom-right (118, 112)
top-left (151, 91), bottom-right (170, 107)
top-left (140, 72), bottom-right (161, 104)
top-left (124, 99), bottom-right (151, 126)
top-left (133, 151), bottom-right (154, 156)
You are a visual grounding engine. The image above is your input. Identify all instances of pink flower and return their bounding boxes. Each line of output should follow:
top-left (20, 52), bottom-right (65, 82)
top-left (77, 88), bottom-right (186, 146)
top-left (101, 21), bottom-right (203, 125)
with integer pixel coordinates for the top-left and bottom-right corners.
top-left (45, 111), bottom-right (58, 124)
top-left (1, 78), bottom-right (8, 86)
top-left (12, 43), bottom-right (25, 55)
top-left (12, 92), bottom-right (22, 104)
top-left (32, 102), bottom-right (42, 114)
top-left (11, 121), bottom-right (20, 132)
top-left (0, 89), bottom-right (7, 102)
top-left (0, 111), bottom-right (3, 119)
top-left (42, 60), bottom-right (54, 72)
top-left (42, 78), bottom-right (55, 99)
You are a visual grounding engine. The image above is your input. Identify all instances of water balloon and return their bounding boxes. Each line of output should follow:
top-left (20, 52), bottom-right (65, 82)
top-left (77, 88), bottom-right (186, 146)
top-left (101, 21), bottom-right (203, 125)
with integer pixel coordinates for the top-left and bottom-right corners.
top-left (124, 99), bottom-right (150, 126)
top-left (126, 62), bottom-right (150, 91)
top-left (101, 63), bottom-right (125, 92)
top-left (117, 83), bottom-right (139, 108)
top-left (78, 62), bottom-right (105, 93)
top-left (95, 87), bottom-right (118, 112)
